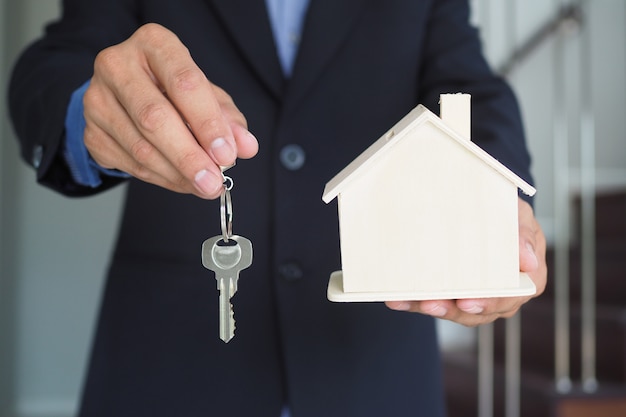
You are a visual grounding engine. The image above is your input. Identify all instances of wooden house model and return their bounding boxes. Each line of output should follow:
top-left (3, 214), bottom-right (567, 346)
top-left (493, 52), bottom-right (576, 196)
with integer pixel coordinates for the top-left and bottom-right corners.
top-left (322, 94), bottom-right (537, 302)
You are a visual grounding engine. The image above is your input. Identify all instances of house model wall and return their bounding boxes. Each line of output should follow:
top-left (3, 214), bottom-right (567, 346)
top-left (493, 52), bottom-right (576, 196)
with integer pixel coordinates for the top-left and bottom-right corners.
top-left (322, 94), bottom-right (537, 302)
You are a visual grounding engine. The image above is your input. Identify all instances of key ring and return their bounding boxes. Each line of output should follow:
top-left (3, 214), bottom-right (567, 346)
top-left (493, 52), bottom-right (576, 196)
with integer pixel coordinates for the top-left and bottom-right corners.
top-left (220, 175), bottom-right (234, 242)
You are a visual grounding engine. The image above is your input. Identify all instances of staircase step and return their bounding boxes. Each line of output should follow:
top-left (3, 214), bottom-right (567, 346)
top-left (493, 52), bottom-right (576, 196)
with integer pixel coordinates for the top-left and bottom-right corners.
top-left (544, 243), bottom-right (626, 307)
top-left (556, 396), bottom-right (626, 417)
top-left (573, 191), bottom-right (626, 243)
top-left (493, 300), bottom-right (626, 384)
top-left (444, 349), bottom-right (626, 417)
top-left (545, 189), bottom-right (626, 307)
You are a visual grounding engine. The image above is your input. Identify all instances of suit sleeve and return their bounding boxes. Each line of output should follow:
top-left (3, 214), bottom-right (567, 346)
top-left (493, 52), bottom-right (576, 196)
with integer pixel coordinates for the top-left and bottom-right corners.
top-left (8, 0), bottom-right (139, 196)
top-left (418, 0), bottom-right (534, 202)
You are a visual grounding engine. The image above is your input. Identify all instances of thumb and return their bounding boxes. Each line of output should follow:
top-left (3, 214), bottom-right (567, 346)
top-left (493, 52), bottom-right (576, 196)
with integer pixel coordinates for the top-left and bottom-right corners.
top-left (519, 236), bottom-right (539, 273)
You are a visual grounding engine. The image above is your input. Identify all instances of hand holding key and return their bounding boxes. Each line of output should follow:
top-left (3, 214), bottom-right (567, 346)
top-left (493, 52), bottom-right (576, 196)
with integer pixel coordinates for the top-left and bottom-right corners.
top-left (201, 175), bottom-right (253, 343)
top-left (83, 23), bottom-right (258, 199)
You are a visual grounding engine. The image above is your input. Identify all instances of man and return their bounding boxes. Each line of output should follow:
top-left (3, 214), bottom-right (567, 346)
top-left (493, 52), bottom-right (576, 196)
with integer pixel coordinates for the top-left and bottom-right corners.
top-left (9, 0), bottom-right (546, 415)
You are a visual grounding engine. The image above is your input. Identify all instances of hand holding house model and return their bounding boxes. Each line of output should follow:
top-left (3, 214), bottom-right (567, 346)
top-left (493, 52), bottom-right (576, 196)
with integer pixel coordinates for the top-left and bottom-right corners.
top-left (322, 94), bottom-right (537, 302)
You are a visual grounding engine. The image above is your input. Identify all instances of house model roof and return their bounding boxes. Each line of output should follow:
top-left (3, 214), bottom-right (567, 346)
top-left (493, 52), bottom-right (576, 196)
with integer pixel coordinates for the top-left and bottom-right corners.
top-left (322, 102), bottom-right (536, 204)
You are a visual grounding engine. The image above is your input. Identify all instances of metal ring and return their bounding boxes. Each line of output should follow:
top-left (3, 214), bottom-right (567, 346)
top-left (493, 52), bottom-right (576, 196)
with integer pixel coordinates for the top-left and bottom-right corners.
top-left (220, 188), bottom-right (233, 241)
top-left (222, 175), bottom-right (234, 191)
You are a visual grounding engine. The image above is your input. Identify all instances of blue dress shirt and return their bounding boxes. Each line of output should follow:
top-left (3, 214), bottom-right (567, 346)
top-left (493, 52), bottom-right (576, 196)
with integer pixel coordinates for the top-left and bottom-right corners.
top-left (63, 0), bottom-right (310, 187)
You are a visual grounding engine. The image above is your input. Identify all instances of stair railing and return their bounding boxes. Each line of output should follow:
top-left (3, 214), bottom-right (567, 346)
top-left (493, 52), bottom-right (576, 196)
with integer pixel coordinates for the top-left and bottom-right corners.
top-left (549, 0), bottom-right (597, 395)
top-left (552, 0), bottom-right (574, 394)
top-left (475, 1), bottom-right (594, 417)
top-left (578, 0), bottom-right (597, 394)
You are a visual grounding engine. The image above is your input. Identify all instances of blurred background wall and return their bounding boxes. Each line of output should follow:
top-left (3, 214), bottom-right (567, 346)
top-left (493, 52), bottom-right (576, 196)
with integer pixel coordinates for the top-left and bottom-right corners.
top-left (1, 2), bottom-right (125, 416)
top-left (1, 1), bottom-right (624, 416)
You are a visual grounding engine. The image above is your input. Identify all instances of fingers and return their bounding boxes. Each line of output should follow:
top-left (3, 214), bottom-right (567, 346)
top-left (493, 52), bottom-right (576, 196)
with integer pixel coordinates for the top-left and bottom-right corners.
top-left (84, 83), bottom-right (204, 195)
top-left (386, 297), bottom-right (524, 327)
top-left (518, 199), bottom-right (548, 295)
top-left (231, 123), bottom-right (259, 160)
top-left (141, 34), bottom-right (239, 165)
top-left (84, 23), bottom-right (258, 199)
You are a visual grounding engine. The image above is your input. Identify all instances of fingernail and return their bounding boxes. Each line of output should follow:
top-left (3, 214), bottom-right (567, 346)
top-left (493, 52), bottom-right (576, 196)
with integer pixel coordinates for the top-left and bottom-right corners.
top-left (389, 302), bottom-right (411, 311)
top-left (526, 242), bottom-right (539, 269)
top-left (425, 305), bottom-right (448, 317)
top-left (194, 169), bottom-right (222, 196)
top-left (460, 303), bottom-right (483, 314)
top-left (209, 137), bottom-right (235, 165)
top-left (246, 130), bottom-right (257, 142)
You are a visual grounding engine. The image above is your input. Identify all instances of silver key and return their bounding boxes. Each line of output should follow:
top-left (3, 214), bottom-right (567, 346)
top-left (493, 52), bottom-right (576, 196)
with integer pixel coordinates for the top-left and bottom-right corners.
top-left (202, 235), bottom-right (253, 343)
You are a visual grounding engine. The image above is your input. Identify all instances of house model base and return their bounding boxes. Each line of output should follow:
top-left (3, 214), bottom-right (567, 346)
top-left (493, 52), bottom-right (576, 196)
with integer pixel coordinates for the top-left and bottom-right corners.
top-left (322, 94), bottom-right (538, 303)
top-left (327, 271), bottom-right (536, 302)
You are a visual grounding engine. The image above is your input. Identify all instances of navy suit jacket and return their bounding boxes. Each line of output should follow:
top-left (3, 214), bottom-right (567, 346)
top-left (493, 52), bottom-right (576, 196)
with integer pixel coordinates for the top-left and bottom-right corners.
top-left (9, 0), bottom-right (533, 416)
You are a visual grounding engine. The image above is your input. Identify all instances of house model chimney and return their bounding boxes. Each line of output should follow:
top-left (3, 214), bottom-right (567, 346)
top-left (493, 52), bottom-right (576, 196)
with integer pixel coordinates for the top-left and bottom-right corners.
top-left (440, 93), bottom-right (471, 140)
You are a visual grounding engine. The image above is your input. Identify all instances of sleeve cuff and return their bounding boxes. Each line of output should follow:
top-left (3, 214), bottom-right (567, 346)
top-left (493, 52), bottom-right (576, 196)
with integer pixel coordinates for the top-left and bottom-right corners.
top-left (63, 80), bottom-right (130, 188)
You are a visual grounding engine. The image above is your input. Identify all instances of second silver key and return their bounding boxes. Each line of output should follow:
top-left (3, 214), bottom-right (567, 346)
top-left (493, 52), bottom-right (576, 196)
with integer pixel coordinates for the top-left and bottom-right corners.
top-left (202, 235), bottom-right (253, 343)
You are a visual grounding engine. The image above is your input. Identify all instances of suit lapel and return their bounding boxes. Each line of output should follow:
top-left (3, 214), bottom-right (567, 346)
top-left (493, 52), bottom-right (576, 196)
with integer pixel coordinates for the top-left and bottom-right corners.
top-left (209, 0), bottom-right (366, 106)
top-left (285, 0), bottom-right (366, 110)
top-left (209, 0), bottom-right (285, 98)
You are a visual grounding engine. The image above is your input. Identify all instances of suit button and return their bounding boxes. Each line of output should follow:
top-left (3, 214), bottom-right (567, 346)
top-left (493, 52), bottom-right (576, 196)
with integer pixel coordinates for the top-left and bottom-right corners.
top-left (279, 144), bottom-right (306, 170)
top-left (32, 145), bottom-right (44, 169)
top-left (278, 262), bottom-right (304, 281)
